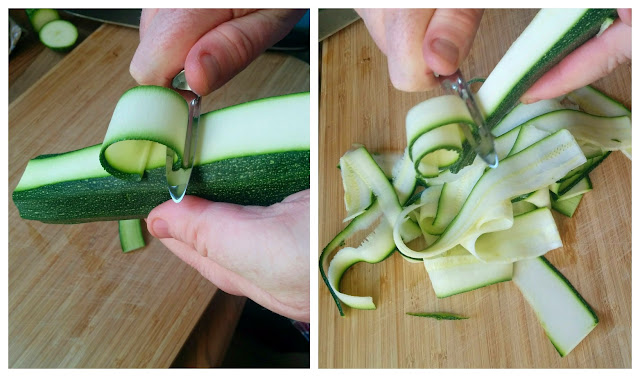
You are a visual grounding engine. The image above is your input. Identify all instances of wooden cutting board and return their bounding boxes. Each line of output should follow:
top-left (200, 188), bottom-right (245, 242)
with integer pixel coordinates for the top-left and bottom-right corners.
top-left (319, 9), bottom-right (631, 368)
top-left (9, 24), bottom-right (309, 368)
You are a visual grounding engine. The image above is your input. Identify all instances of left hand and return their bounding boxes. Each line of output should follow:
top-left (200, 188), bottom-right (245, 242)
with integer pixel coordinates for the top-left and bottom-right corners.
top-left (146, 190), bottom-right (310, 322)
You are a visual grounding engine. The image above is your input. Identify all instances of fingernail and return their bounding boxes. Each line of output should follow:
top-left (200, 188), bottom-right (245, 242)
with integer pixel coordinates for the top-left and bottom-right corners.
top-left (431, 38), bottom-right (459, 67)
top-left (198, 53), bottom-right (217, 93)
top-left (151, 218), bottom-right (170, 238)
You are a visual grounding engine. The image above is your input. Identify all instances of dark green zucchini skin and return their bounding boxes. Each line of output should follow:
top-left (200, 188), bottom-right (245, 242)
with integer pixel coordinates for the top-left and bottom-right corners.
top-left (485, 9), bottom-right (618, 128)
top-left (13, 151), bottom-right (310, 224)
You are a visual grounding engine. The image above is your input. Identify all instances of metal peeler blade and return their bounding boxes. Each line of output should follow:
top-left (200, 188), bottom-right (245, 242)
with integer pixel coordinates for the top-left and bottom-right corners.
top-left (437, 70), bottom-right (498, 168)
top-left (166, 70), bottom-right (200, 203)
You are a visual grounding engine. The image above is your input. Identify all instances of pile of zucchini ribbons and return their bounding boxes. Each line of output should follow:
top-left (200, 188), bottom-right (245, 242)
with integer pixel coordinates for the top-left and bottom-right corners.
top-left (320, 8), bottom-right (630, 357)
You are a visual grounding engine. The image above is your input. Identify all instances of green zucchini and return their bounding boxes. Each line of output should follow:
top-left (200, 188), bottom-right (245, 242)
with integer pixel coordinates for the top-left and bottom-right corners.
top-left (551, 152), bottom-right (610, 196)
top-left (551, 194), bottom-right (584, 217)
top-left (39, 19), bottom-right (78, 52)
top-left (477, 9), bottom-right (618, 127)
top-left (26, 9), bottom-right (60, 33)
top-left (320, 149), bottom-right (420, 315)
top-left (567, 85), bottom-right (631, 159)
top-left (406, 312), bottom-right (469, 320)
top-left (119, 219), bottom-right (146, 253)
top-left (513, 256), bottom-right (598, 357)
top-left (551, 176), bottom-right (592, 201)
top-left (13, 90), bottom-right (310, 223)
top-left (394, 129), bottom-right (585, 261)
top-left (423, 246), bottom-right (513, 298)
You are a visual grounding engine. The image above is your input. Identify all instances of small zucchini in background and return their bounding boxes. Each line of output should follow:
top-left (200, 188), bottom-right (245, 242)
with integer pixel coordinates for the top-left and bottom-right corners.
top-left (406, 312), bottom-right (469, 320)
top-left (25, 8), bottom-right (60, 33)
top-left (38, 19), bottom-right (78, 52)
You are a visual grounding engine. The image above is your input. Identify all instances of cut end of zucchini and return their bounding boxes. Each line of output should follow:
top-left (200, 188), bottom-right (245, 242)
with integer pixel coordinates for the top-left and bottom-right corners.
top-left (119, 219), bottom-right (146, 253)
top-left (39, 19), bottom-right (78, 52)
top-left (26, 8), bottom-right (60, 33)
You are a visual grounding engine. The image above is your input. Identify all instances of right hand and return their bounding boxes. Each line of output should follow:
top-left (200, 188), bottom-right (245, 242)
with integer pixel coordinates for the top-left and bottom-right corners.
top-left (521, 9), bottom-right (631, 103)
top-left (356, 9), bottom-right (484, 92)
top-left (129, 9), bottom-right (306, 96)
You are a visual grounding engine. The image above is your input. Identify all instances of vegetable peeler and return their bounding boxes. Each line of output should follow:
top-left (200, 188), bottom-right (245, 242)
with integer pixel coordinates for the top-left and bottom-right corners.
top-left (166, 70), bottom-right (200, 203)
top-left (437, 70), bottom-right (498, 168)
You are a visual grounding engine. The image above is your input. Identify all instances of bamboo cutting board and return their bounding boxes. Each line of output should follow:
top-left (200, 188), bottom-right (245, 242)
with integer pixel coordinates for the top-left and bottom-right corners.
top-left (9, 24), bottom-right (310, 368)
top-left (319, 9), bottom-right (631, 368)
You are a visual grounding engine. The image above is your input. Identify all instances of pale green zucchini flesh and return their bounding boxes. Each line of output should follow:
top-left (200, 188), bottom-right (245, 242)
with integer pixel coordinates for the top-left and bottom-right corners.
top-left (551, 194), bottom-right (584, 217)
top-left (423, 246), bottom-right (513, 298)
top-left (477, 8), bottom-right (618, 127)
top-left (319, 149), bottom-right (419, 315)
top-left (38, 19), bottom-right (78, 52)
top-left (119, 219), bottom-right (146, 253)
top-left (513, 256), bottom-right (598, 356)
top-left (13, 91), bottom-right (310, 223)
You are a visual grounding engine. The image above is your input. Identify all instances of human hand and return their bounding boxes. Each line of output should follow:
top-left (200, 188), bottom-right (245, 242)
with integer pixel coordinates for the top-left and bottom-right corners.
top-left (356, 9), bottom-right (484, 92)
top-left (130, 9), bottom-right (306, 96)
top-left (146, 190), bottom-right (310, 322)
top-left (521, 9), bottom-right (631, 103)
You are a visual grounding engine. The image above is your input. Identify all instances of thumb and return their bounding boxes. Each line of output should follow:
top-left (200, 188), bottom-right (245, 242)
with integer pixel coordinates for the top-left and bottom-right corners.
top-left (146, 191), bottom-right (309, 269)
top-left (146, 196), bottom-right (269, 261)
top-left (422, 9), bottom-right (484, 76)
top-left (183, 9), bottom-right (306, 95)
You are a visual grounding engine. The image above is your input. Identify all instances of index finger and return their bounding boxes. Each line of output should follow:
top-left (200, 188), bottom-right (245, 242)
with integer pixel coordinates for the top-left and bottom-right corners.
top-left (129, 9), bottom-right (237, 88)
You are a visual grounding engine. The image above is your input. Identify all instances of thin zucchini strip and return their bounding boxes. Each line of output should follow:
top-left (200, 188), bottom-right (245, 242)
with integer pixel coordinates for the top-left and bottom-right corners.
top-left (513, 256), bottom-right (598, 357)
top-left (406, 95), bottom-right (470, 178)
top-left (100, 86), bottom-right (189, 180)
top-left (424, 246), bottom-right (513, 298)
top-left (320, 150), bottom-right (419, 315)
top-left (551, 176), bottom-right (592, 201)
top-left (406, 312), bottom-right (469, 320)
top-left (491, 98), bottom-right (564, 136)
top-left (340, 146), bottom-right (421, 240)
top-left (551, 194), bottom-right (584, 217)
top-left (568, 85), bottom-right (631, 117)
top-left (518, 110), bottom-right (630, 151)
top-left (567, 85), bottom-right (631, 159)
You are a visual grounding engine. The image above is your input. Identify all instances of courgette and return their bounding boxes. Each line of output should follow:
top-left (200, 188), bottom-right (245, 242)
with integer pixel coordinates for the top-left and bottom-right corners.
top-left (513, 256), bottom-right (598, 356)
top-left (551, 194), bottom-right (584, 217)
top-left (406, 312), bottom-right (469, 320)
top-left (423, 246), bottom-right (513, 298)
top-left (26, 9), bottom-right (59, 33)
top-left (39, 19), bottom-right (78, 52)
top-left (119, 219), bottom-right (146, 253)
top-left (477, 9), bottom-right (618, 127)
top-left (13, 90), bottom-right (310, 223)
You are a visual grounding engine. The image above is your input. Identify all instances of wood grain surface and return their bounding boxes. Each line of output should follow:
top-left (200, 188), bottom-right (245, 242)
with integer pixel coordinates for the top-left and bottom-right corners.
top-left (9, 24), bottom-right (310, 368)
top-left (319, 9), bottom-right (631, 368)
